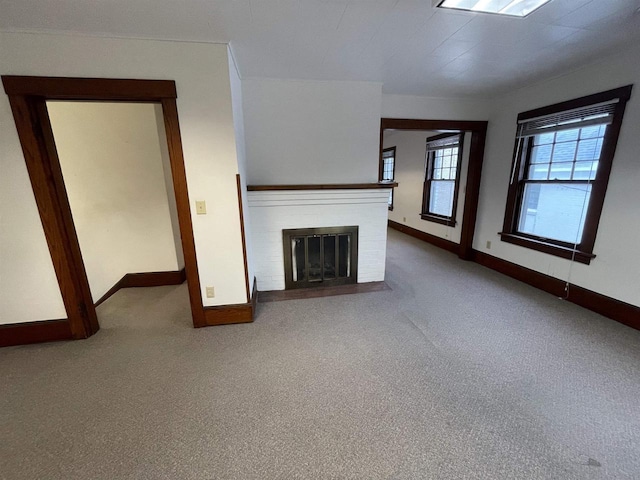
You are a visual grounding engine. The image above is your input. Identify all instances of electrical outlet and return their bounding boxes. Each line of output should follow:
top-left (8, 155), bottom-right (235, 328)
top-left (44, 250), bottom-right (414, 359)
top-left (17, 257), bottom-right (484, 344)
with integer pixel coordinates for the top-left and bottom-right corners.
top-left (486, 241), bottom-right (491, 250)
top-left (196, 200), bottom-right (207, 215)
top-left (403, 217), bottom-right (406, 222)
top-left (206, 286), bottom-right (215, 298)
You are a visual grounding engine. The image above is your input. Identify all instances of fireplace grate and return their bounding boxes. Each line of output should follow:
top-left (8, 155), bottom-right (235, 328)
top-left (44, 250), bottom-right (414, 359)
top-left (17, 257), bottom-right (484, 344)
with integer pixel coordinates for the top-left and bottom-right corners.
top-left (283, 226), bottom-right (358, 289)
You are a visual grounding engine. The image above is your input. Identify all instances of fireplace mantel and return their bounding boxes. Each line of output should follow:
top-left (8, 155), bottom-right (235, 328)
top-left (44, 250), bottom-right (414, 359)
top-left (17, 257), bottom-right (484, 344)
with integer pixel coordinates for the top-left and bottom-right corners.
top-left (247, 182), bottom-right (398, 191)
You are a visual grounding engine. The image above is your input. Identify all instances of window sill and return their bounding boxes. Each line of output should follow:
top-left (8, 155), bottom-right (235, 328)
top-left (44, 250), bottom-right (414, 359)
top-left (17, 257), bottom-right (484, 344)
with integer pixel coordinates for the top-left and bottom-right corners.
top-left (420, 213), bottom-right (455, 227)
top-left (499, 233), bottom-right (596, 265)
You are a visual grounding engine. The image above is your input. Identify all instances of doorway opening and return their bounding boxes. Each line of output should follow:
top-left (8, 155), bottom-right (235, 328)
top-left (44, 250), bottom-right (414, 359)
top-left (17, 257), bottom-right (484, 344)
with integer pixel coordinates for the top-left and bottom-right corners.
top-left (2, 76), bottom-right (206, 341)
top-left (379, 119), bottom-right (488, 260)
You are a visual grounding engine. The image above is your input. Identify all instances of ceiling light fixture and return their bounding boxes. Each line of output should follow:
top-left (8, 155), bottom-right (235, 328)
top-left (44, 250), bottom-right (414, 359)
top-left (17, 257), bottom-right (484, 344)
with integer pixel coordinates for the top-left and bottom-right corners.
top-left (437, 0), bottom-right (553, 17)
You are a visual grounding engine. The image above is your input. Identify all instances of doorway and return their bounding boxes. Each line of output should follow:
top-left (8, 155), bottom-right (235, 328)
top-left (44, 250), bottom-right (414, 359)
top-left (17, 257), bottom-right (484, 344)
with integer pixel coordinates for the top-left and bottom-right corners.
top-left (2, 76), bottom-right (206, 340)
top-left (380, 119), bottom-right (488, 260)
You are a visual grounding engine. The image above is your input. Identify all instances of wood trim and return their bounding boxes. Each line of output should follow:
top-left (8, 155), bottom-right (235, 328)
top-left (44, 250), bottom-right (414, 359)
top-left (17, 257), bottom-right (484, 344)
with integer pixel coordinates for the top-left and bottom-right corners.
top-left (121, 269), bottom-right (187, 288)
top-left (203, 303), bottom-right (254, 326)
top-left (2, 75), bottom-right (205, 340)
top-left (516, 85), bottom-right (633, 123)
top-left (2, 76), bottom-right (177, 100)
top-left (251, 277), bottom-right (258, 314)
top-left (459, 130), bottom-right (487, 260)
top-left (5, 94), bottom-right (98, 339)
top-left (471, 250), bottom-right (640, 330)
top-left (160, 98), bottom-right (205, 328)
top-left (388, 220), bottom-right (458, 254)
top-left (0, 319), bottom-right (73, 348)
top-left (381, 118), bottom-right (488, 133)
top-left (94, 269), bottom-right (187, 307)
top-left (236, 174), bottom-right (251, 303)
top-left (499, 233), bottom-right (595, 264)
top-left (247, 182), bottom-right (398, 191)
top-left (259, 281), bottom-right (390, 303)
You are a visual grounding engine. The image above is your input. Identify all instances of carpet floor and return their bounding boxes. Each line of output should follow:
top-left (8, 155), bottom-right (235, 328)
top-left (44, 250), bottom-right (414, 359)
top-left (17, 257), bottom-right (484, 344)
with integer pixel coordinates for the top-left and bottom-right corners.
top-left (2, 229), bottom-right (639, 479)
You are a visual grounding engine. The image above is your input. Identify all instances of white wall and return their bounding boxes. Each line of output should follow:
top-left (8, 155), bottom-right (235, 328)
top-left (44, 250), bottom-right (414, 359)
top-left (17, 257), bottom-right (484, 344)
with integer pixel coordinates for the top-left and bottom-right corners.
top-left (475, 42), bottom-right (640, 307)
top-left (47, 102), bottom-right (180, 303)
top-left (0, 32), bottom-right (247, 324)
top-left (384, 130), bottom-right (471, 244)
top-left (228, 50), bottom-right (255, 296)
top-left (382, 94), bottom-right (491, 120)
top-left (243, 78), bottom-right (383, 185)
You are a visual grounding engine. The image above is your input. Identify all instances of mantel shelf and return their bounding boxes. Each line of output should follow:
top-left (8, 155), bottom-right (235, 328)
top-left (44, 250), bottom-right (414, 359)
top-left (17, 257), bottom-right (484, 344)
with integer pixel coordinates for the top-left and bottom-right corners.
top-left (247, 182), bottom-right (398, 191)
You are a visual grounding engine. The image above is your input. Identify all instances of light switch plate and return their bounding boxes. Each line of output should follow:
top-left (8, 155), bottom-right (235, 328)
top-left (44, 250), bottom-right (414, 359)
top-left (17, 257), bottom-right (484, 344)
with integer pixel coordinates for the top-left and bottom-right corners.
top-left (196, 200), bottom-right (207, 215)
top-left (206, 286), bottom-right (215, 298)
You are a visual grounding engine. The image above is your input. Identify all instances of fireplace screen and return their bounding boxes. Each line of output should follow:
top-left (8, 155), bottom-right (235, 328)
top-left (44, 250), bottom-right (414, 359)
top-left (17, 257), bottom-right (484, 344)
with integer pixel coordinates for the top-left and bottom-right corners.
top-left (283, 226), bottom-right (358, 289)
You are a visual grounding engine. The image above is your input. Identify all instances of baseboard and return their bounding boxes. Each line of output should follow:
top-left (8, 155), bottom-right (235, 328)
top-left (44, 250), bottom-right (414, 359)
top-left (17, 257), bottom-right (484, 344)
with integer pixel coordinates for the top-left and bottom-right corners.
top-left (388, 220), bottom-right (459, 255)
top-left (94, 268), bottom-right (186, 307)
top-left (0, 319), bottom-right (73, 348)
top-left (471, 250), bottom-right (640, 330)
top-left (120, 268), bottom-right (187, 288)
top-left (202, 277), bottom-right (258, 327)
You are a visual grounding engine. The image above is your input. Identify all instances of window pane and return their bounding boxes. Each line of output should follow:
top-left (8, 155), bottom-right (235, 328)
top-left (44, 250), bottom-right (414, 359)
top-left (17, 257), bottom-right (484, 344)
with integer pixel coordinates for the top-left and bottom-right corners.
top-left (530, 144), bottom-right (552, 164)
top-left (429, 180), bottom-right (455, 217)
top-left (552, 141), bottom-right (577, 163)
top-left (517, 183), bottom-right (592, 244)
top-left (528, 163), bottom-right (549, 180)
top-left (433, 168), bottom-right (442, 180)
top-left (555, 129), bottom-right (579, 142)
top-left (549, 161), bottom-right (573, 180)
top-left (573, 161), bottom-right (598, 180)
top-left (576, 138), bottom-right (600, 161)
top-left (580, 125), bottom-right (601, 139)
top-left (535, 132), bottom-right (555, 145)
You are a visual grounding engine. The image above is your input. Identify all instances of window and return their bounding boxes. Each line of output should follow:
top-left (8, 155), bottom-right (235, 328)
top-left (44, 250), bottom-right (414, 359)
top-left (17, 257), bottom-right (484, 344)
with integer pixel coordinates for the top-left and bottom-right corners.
top-left (422, 133), bottom-right (463, 226)
top-left (380, 146), bottom-right (396, 210)
top-left (500, 85), bottom-right (633, 264)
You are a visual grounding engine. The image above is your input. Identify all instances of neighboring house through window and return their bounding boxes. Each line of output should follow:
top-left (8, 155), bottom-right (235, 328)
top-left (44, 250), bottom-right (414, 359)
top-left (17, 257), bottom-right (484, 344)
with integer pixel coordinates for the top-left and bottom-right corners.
top-left (381, 146), bottom-right (396, 210)
top-left (500, 85), bottom-right (633, 264)
top-left (422, 133), bottom-right (463, 226)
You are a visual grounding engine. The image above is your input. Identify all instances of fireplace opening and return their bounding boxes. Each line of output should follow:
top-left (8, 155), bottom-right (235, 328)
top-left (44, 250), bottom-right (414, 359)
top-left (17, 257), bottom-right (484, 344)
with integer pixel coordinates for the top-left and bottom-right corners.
top-left (283, 226), bottom-right (358, 289)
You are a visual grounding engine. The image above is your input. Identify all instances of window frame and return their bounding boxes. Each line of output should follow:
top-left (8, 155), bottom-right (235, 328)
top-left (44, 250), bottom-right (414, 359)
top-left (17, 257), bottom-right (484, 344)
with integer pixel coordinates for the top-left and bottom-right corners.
top-left (380, 146), bottom-right (396, 210)
top-left (421, 132), bottom-right (464, 227)
top-left (500, 85), bottom-right (633, 265)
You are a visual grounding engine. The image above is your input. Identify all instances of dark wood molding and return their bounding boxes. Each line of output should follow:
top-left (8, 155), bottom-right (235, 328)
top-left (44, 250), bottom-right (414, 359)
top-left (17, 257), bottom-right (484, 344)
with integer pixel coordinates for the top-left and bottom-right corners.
top-left (236, 174), bottom-right (251, 303)
top-left (203, 303), bottom-right (254, 326)
top-left (120, 268), bottom-right (187, 288)
top-left (2, 75), bottom-right (206, 341)
top-left (499, 233), bottom-right (595, 264)
top-left (202, 277), bottom-right (258, 327)
top-left (380, 118), bottom-right (488, 262)
top-left (2, 76), bottom-right (177, 100)
top-left (247, 182), bottom-right (398, 191)
top-left (381, 118), bottom-right (488, 133)
top-left (459, 130), bottom-right (487, 260)
top-left (516, 85), bottom-right (633, 123)
top-left (420, 213), bottom-right (456, 227)
top-left (0, 319), bottom-right (73, 348)
top-left (94, 269), bottom-right (187, 307)
top-left (388, 220), bottom-right (458, 255)
top-left (159, 97), bottom-right (206, 328)
top-left (259, 281), bottom-right (390, 303)
top-left (471, 250), bottom-right (640, 330)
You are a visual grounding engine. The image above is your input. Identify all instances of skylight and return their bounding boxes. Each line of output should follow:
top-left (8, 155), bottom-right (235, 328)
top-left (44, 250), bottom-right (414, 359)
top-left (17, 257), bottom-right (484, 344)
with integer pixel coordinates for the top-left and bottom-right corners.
top-left (437, 0), bottom-right (553, 17)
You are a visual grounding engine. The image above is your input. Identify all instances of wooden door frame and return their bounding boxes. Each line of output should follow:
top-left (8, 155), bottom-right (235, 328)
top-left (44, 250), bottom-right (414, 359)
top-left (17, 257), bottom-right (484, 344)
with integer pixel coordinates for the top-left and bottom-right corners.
top-left (380, 118), bottom-right (488, 260)
top-left (2, 75), bottom-right (206, 338)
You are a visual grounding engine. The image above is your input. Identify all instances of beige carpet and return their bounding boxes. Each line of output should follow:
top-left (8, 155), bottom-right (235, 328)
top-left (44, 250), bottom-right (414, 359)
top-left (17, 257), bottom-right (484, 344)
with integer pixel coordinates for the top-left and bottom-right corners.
top-left (1, 229), bottom-right (639, 479)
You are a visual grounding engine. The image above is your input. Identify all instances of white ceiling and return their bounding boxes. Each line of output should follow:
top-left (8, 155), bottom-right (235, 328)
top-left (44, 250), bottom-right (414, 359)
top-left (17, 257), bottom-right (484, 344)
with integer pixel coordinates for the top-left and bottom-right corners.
top-left (2, 0), bottom-right (639, 97)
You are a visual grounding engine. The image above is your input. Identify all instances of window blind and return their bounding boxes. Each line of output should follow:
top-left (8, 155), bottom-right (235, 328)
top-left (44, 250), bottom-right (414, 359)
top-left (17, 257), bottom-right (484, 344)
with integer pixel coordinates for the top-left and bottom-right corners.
top-left (516, 99), bottom-right (619, 138)
top-left (426, 134), bottom-right (461, 150)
